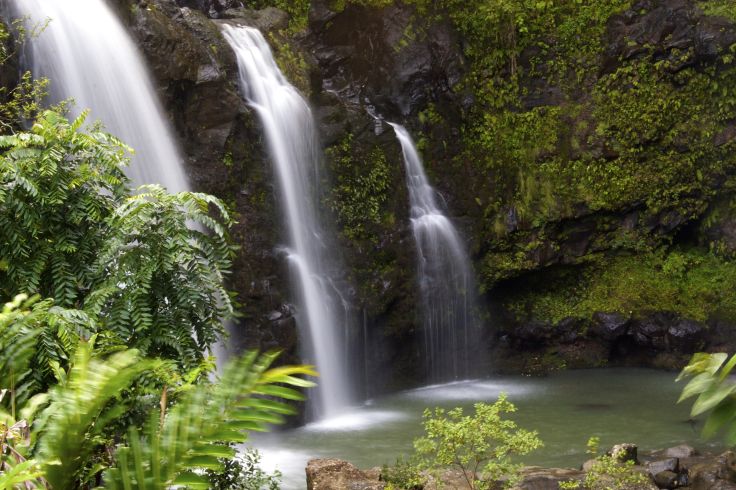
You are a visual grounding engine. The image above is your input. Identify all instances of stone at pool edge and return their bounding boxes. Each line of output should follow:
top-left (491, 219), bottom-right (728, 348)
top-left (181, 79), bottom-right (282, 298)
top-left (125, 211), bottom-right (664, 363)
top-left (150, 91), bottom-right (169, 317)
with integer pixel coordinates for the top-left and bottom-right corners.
top-left (306, 459), bottom-right (384, 490)
top-left (610, 443), bottom-right (639, 464)
top-left (647, 458), bottom-right (679, 477)
top-left (664, 444), bottom-right (697, 459)
top-left (305, 448), bottom-right (736, 489)
top-left (654, 470), bottom-right (679, 489)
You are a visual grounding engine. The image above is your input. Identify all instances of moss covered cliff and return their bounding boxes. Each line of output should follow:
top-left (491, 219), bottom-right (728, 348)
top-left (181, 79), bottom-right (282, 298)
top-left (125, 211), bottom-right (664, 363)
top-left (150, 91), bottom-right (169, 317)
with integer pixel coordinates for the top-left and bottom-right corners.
top-left (6, 0), bottom-right (735, 384)
top-left (142, 0), bottom-right (736, 379)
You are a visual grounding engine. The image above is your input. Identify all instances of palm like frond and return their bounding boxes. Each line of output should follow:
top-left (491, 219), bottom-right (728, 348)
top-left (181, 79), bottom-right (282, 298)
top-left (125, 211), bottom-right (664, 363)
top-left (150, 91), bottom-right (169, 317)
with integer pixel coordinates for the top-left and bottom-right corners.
top-left (0, 295), bottom-right (41, 412)
top-left (105, 351), bottom-right (315, 490)
top-left (0, 294), bottom-right (98, 408)
top-left (34, 343), bottom-right (159, 490)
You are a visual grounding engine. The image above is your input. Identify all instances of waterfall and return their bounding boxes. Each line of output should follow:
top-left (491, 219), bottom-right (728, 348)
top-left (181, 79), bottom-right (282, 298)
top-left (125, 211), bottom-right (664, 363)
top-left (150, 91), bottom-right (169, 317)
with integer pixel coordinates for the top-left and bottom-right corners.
top-left (8, 0), bottom-right (188, 192)
top-left (221, 25), bottom-right (352, 418)
top-left (390, 123), bottom-right (483, 381)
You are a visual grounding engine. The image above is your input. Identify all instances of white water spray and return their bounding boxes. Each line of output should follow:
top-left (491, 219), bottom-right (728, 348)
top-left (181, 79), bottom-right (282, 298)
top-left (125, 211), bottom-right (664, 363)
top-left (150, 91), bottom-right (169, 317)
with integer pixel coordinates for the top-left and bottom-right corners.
top-left (390, 123), bottom-right (482, 381)
top-left (9, 0), bottom-right (188, 192)
top-left (222, 25), bottom-right (352, 417)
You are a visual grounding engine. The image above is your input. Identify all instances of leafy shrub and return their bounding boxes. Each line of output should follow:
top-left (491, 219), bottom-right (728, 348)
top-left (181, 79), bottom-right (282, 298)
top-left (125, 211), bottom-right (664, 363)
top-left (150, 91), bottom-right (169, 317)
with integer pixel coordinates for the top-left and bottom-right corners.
top-left (208, 447), bottom-right (282, 490)
top-left (412, 394), bottom-right (542, 489)
top-left (560, 438), bottom-right (651, 490)
top-left (382, 456), bottom-right (425, 490)
top-left (0, 111), bottom-right (235, 372)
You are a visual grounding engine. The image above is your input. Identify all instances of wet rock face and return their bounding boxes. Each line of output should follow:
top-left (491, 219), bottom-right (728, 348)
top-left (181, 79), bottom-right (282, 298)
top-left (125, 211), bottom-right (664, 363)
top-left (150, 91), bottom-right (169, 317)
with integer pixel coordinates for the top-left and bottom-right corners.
top-left (115, 0), bottom-right (736, 381)
top-left (306, 0), bottom-right (464, 119)
top-left (688, 452), bottom-right (736, 490)
top-left (591, 312), bottom-right (629, 341)
top-left (495, 310), bottom-right (713, 375)
top-left (174, 0), bottom-right (240, 17)
top-left (125, 0), bottom-right (300, 358)
top-left (604, 0), bottom-right (736, 74)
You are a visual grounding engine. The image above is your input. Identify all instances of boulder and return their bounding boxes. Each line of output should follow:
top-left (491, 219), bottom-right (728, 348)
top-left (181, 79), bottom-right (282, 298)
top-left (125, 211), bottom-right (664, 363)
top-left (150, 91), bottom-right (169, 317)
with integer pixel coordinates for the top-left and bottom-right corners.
top-left (592, 312), bottom-right (629, 341)
top-left (654, 470), bottom-right (679, 489)
top-left (667, 319), bottom-right (705, 353)
top-left (514, 467), bottom-right (585, 490)
top-left (421, 469), bottom-right (470, 489)
top-left (631, 314), bottom-right (672, 350)
top-left (610, 443), bottom-right (639, 464)
top-left (688, 451), bottom-right (736, 490)
top-left (665, 445), bottom-right (697, 459)
top-left (306, 459), bottom-right (385, 490)
top-left (647, 458), bottom-right (679, 476)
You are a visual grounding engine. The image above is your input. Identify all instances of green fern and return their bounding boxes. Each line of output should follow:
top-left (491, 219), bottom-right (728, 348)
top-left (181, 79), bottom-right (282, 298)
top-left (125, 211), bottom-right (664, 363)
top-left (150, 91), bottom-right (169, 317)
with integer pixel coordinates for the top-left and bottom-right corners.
top-left (1, 111), bottom-right (235, 369)
top-left (87, 185), bottom-right (235, 368)
top-left (33, 342), bottom-right (159, 490)
top-left (0, 110), bottom-right (127, 307)
top-left (104, 351), bottom-right (315, 489)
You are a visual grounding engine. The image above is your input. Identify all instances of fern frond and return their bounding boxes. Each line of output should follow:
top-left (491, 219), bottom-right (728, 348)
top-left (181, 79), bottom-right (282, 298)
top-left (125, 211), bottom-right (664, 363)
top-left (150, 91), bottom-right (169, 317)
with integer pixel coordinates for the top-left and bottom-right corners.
top-left (104, 352), bottom-right (315, 489)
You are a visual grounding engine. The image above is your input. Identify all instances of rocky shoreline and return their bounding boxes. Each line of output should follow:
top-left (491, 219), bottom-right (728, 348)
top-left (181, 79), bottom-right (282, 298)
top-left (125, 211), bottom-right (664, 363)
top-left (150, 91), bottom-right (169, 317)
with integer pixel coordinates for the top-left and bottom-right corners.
top-left (305, 444), bottom-right (736, 490)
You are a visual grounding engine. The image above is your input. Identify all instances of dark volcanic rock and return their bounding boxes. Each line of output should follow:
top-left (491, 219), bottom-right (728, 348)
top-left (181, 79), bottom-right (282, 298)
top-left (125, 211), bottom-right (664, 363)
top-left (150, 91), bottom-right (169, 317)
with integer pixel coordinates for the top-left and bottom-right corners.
top-left (127, 0), bottom-right (300, 358)
top-left (610, 443), bottom-right (639, 464)
top-left (665, 445), bottom-right (698, 459)
top-left (306, 0), bottom-right (464, 118)
top-left (667, 319), bottom-right (705, 353)
top-left (631, 313), bottom-right (672, 350)
top-left (654, 470), bottom-right (679, 489)
top-left (515, 467), bottom-right (585, 490)
top-left (647, 458), bottom-right (679, 477)
top-left (604, 0), bottom-right (736, 74)
top-left (688, 452), bottom-right (736, 490)
top-left (592, 312), bottom-right (629, 341)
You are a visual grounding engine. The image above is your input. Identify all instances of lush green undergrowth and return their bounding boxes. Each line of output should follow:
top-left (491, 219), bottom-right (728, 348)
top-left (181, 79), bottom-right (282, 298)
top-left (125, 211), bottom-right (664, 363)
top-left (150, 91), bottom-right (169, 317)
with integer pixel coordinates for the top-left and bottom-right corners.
top-left (504, 247), bottom-right (736, 325)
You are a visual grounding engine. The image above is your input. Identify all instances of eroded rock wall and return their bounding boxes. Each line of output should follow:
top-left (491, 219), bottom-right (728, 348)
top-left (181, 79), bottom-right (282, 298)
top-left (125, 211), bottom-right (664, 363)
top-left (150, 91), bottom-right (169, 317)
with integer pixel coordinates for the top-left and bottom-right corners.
top-left (39, 0), bottom-right (736, 384)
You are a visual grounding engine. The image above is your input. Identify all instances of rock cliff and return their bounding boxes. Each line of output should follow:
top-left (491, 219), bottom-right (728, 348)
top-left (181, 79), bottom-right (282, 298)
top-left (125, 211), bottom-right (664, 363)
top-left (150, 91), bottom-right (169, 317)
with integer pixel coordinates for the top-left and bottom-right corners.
top-left (5, 0), bottom-right (735, 386)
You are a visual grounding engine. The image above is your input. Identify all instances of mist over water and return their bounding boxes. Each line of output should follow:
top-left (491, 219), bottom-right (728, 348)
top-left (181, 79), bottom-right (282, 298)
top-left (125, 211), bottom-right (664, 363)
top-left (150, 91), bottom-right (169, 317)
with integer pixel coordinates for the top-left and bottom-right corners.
top-left (10, 0), bottom-right (189, 192)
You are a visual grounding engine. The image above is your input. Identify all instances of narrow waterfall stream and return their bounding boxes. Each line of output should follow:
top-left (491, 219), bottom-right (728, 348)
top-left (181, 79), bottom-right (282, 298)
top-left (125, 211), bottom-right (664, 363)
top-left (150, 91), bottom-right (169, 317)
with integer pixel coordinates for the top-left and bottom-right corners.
top-left (8, 0), bottom-right (188, 192)
top-left (390, 123), bottom-right (483, 381)
top-left (222, 25), bottom-right (352, 418)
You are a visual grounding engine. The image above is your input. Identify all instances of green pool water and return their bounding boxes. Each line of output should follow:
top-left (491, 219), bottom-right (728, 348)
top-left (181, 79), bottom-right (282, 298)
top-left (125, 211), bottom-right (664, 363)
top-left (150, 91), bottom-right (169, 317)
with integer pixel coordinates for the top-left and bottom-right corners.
top-left (252, 368), bottom-right (721, 489)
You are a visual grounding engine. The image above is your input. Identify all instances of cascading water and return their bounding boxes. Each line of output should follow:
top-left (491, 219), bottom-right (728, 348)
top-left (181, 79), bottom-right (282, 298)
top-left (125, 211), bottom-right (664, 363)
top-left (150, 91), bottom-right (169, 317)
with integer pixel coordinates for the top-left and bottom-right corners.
top-left (390, 123), bottom-right (483, 381)
top-left (8, 0), bottom-right (188, 192)
top-left (221, 24), bottom-right (352, 418)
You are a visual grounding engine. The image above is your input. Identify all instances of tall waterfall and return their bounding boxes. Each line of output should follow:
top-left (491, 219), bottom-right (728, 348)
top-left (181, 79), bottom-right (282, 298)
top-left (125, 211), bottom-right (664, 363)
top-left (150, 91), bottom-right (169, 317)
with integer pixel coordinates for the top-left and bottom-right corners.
top-left (8, 0), bottom-right (188, 192)
top-left (222, 25), bottom-right (352, 418)
top-left (391, 123), bottom-right (482, 381)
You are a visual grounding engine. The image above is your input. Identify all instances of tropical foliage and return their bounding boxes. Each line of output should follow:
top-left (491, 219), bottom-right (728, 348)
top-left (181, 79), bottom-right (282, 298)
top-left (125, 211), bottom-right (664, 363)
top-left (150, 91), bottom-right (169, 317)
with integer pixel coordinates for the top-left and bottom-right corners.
top-left (0, 97), bottom-right (303, 488)
top-left (0, 111), bottom-right (235, 372)
top-left (678, 352), bottom-right (736, 444)
top-left (559, 437), bottom-right (650, 490)
top-left (0, 295), bottom-right (314, 489)
top-left (0, 16), bottom-right (49, 133)
top-left (383, 394), bottom-right (542, 490)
